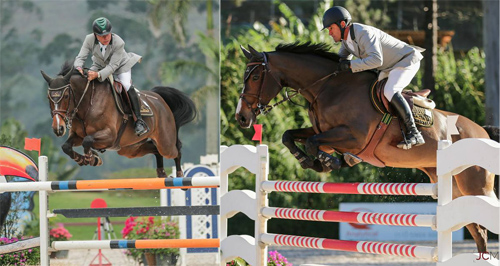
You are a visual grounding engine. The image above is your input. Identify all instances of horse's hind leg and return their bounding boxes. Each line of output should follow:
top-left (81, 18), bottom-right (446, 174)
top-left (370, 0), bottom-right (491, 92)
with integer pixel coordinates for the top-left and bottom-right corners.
top-left (173, 138), bottom-right (183, 177)
top-left (118, 140), bottom-right (165, 176)
top-left (422, 167), bottom-right (493, 253)
top-left (154, 153), bottom-right (167, 177)
top-left (454, 166), bottom-right (496, 253)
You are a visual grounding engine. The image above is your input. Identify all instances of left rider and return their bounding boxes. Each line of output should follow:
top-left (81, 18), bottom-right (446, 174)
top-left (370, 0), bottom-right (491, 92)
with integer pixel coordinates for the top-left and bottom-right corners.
top-left (74, 17), bottom-right (149, 136)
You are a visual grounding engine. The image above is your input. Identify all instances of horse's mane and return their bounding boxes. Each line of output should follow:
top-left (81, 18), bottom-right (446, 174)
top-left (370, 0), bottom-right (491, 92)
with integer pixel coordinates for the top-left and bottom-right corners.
top-left (275, 42), bottom-right (341, 62)
top-left (58, 60), bottom-right (75, 76)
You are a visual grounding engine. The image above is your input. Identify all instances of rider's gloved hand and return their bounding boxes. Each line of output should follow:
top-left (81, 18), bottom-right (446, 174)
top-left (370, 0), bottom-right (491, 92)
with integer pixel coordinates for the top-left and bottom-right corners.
top-left (338, 60), bottom-right (351, 72)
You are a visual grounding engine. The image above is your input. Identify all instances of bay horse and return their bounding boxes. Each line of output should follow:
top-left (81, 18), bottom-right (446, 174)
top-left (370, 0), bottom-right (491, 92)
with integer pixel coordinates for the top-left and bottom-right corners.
top-left (41, 61), bottom-right (196, 177)
top-left (236, 43), bottom-right (498, 252)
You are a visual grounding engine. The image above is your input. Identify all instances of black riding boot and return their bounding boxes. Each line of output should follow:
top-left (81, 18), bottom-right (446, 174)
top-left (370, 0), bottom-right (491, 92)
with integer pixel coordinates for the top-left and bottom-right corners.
top-left (127, 87), bottom-right (149, 136)
top-left (390, 92), bottom-right (425, 149)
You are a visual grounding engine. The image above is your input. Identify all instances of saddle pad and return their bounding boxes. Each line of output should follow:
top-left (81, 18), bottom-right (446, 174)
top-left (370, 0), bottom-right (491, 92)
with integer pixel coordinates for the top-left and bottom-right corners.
top-left (413, 105), bottom-right (433, 127)
top-left (109, 79), bottom-right (154, 117)
top-left (139, 96), bottom-right (153, 117)
top-left (370, 79), bottom-right (434, 127)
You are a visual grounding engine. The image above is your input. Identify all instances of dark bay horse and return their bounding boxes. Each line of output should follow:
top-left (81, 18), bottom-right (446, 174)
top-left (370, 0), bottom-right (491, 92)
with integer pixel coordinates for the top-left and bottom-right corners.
top-left (41, 61), bottom-right (196, 177)
top-left (236, 43), bottom-right (498, 252)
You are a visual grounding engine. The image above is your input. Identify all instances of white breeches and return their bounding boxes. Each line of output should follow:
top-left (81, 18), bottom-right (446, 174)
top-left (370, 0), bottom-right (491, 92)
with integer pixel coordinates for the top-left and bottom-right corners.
top-left (383, 61), bottom-right (420, 101)
top-left (114, 71), bottom-right (132, 91)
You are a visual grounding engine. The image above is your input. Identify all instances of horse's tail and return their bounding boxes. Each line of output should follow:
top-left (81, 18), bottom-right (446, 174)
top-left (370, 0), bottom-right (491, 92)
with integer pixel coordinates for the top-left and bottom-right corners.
top-left (483, 125), bottom-right (499, 142)
top-left (151, 86), bottom-right (197, 129)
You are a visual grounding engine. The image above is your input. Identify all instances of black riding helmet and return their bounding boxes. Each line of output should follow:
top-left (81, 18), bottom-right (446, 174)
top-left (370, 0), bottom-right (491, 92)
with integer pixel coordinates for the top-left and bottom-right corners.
top-left (92, 17), bottom-right (112, 36)
top-left (322, 6), bottom-right (352, 39)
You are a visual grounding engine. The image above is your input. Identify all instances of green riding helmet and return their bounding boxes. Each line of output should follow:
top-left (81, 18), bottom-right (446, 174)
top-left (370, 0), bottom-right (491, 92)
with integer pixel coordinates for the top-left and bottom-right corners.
top-left (92, 17), bottom-right (112, 36)
top-left (322, 6), bottom-right (352, 30)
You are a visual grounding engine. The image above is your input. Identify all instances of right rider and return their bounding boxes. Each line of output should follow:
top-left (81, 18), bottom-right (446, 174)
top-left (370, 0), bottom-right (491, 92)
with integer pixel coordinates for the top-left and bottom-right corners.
top-left (74, 17), bottom-right (149, 137)
top-left (322, 6), bottom-right (426, 150)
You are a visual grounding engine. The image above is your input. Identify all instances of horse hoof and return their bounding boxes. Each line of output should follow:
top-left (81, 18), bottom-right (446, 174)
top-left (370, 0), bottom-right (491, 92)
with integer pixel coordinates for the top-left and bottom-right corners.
top-left (157, 168), bottom-right (167, 178)
top-left (75, 156), bottom-right (88, 166)
top-left (84, 155), bottom-right (93, 164)
top-left (176, 171), bottom-right (184, 177)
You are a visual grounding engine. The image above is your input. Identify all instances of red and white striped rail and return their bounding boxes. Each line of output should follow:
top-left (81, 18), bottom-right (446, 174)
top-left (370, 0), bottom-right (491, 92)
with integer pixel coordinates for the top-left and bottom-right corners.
top-left (261, 181), bottom-right (436, 196)
top-left (261, 207), bottom-right (434, 227)
top-left (261, 233), bottom-right (436, 260)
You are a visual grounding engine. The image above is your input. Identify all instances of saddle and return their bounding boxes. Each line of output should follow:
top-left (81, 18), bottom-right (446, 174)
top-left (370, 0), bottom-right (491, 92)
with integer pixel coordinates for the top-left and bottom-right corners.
top-left (370, 79), bottom-right (434, 127)
top-left (106, 79), bottom-right (154, 150)
top-left (108, 78), bottom-right (153, 118)
top-left (345, 80), bottom-right (436, 168)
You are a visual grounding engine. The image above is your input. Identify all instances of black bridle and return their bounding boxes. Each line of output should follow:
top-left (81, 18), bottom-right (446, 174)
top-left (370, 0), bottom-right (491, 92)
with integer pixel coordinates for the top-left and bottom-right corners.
top-left (239, 52), bottom-right (286, 115)
top-left (48, 79), bottom-right (93, 130)
top-left (239, 52), bottom-right (338, 115)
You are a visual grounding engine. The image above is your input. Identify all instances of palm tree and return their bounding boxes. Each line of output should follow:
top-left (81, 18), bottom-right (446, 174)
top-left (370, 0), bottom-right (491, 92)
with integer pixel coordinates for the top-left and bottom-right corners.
top-left (148, 0), bottom-right (219, 155)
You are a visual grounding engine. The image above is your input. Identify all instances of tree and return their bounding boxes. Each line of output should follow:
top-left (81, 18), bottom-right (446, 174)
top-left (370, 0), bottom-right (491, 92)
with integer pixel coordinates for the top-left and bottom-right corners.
top-left (0, 1), bottom-right (42, 122)
top-left (483, 0), bottom-right (499, 126)
top-left (423, 0), bottom-right (437, 94)
top-left (150, 0), bottom-right (220, 155)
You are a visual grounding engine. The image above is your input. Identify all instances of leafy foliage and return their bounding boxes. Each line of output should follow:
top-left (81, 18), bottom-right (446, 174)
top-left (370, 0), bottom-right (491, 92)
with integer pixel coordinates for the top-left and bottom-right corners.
top-left (0, 237), bottom-right (40, 265)
top-left (432, 47), bottom-right (486, 124)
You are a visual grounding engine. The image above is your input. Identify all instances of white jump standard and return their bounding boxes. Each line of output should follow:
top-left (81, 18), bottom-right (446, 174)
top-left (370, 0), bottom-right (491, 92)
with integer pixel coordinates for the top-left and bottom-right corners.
top-left (220, 138), bottom-right (499, 266)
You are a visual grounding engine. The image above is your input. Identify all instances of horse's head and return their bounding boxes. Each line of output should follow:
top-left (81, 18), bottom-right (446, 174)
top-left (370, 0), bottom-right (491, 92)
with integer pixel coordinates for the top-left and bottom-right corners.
top-left (41, 63), bottom-right (74, 137)
top-left (236, 45), bottom-right (283, 128)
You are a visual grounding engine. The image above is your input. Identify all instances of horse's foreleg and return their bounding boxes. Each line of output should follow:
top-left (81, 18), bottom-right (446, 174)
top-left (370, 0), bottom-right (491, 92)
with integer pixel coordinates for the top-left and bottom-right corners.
top-left (282, 128), bottom-right (325, 172)
top-left (61, 133), bottom-right (87, 166)
top-left (81, 135), bottom-right (103, 166)
top-left (304, 127), bottom-right (357, 171)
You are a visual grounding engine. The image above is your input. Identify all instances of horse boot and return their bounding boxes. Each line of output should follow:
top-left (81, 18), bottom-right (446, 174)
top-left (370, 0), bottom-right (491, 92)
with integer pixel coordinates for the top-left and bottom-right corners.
top-left (127, 86), bottom-right (150, 136)
top-left (390, 92), bottom-right (425, 150)
top-left (317, 151), bottom-right (342, 171)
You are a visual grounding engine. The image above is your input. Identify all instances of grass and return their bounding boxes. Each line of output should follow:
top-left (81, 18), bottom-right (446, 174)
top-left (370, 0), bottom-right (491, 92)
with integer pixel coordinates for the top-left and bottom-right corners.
top-left (33, 190), bottom-right (162, 240)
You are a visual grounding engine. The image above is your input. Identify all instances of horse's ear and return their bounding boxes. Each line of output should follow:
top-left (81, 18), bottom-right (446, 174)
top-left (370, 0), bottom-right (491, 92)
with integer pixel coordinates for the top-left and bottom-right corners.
top-left (40, 70), bottom-right (53, 84)
top-left (247, 45), bottom-right (263, 59)
top-left (241, 45), bottom-right (252, 60)
top-left (63, 66), bottom-right (74, 82)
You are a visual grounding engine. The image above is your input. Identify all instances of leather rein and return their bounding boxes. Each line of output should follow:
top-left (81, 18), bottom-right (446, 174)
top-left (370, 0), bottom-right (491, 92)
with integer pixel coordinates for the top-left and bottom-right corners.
top-left (239, 52), bottom-right (338, 115)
